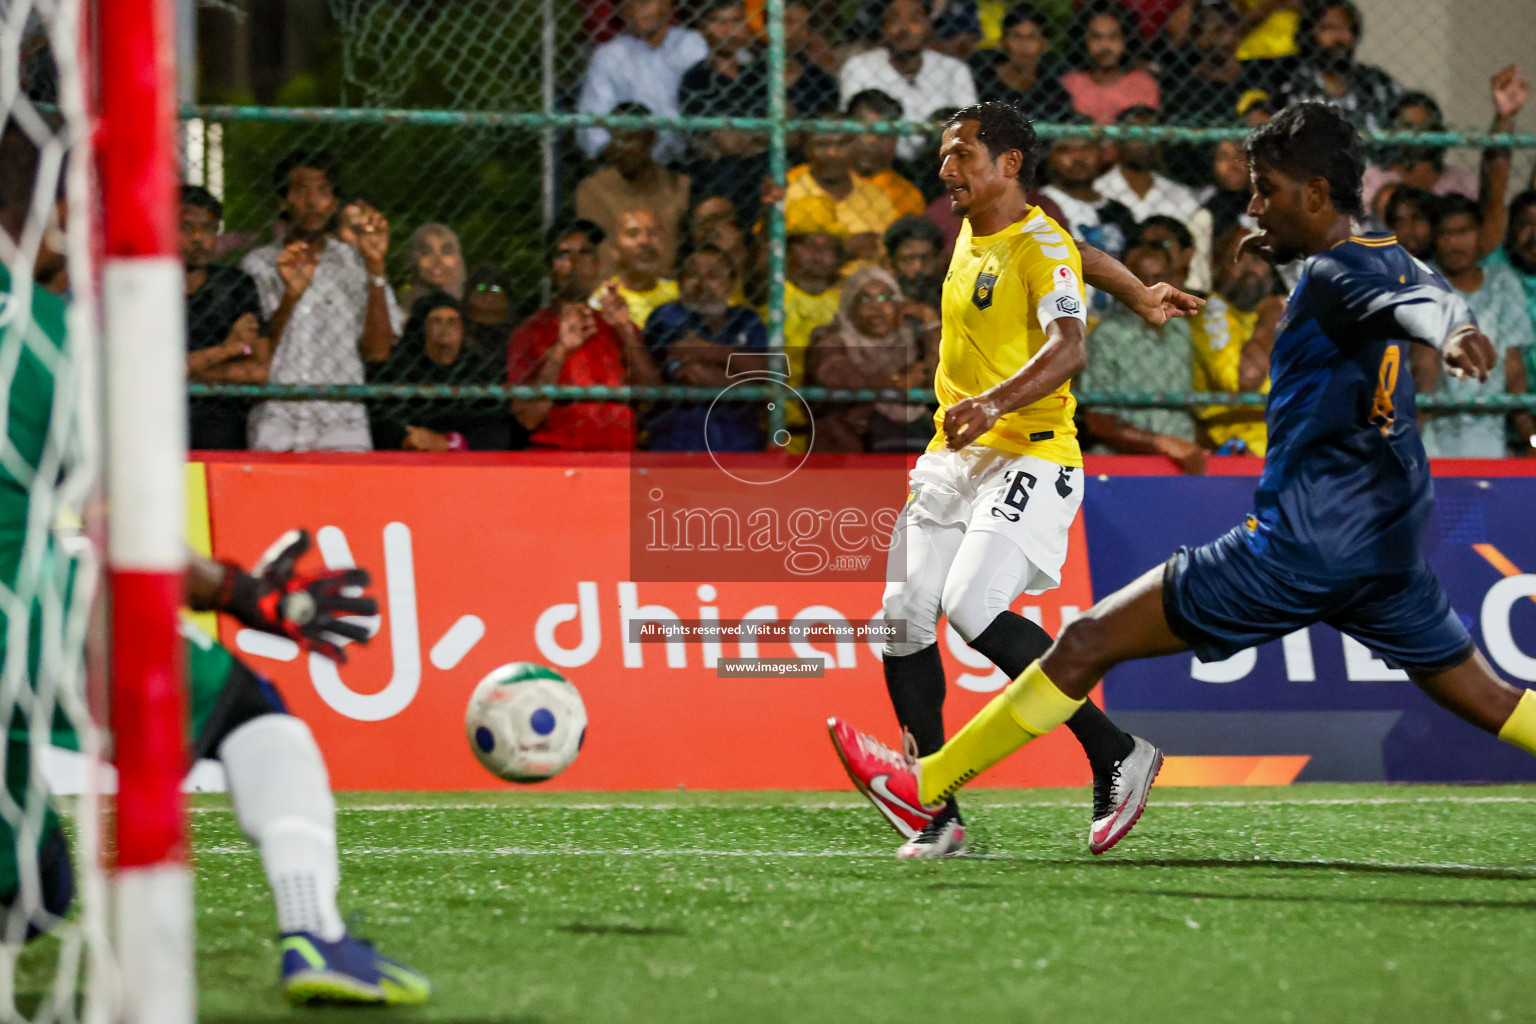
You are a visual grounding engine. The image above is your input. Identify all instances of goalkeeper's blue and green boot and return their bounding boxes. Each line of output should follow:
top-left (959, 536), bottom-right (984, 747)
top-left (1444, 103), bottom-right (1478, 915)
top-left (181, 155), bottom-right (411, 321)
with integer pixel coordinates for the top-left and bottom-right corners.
top-left (280, 931), bottom-right (432, 1005)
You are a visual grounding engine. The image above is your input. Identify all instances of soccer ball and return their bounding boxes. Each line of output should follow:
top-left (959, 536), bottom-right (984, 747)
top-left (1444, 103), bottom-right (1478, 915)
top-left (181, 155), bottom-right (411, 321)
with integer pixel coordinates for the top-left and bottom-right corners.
top-left (465, 662), bottom-right (587, 783)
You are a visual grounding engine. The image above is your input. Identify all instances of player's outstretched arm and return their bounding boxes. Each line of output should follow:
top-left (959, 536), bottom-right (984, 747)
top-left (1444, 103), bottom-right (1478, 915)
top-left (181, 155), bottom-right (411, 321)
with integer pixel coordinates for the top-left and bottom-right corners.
top-left (1079, 243), bottom-right (1204, 324)
top-left (185, 529), bottom-right (378, 663)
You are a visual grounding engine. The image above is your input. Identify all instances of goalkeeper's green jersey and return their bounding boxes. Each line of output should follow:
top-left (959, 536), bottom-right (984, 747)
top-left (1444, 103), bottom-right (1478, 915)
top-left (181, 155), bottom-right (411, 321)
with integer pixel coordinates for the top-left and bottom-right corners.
top-left (0, 266), bottom-right (81, 749)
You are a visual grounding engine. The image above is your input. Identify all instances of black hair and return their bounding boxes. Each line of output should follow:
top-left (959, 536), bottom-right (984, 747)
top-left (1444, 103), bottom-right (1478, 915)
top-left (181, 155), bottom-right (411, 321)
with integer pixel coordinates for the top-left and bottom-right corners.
top-left (544, 218), bottom-right (604, 264)
top-left (846, 88), bottom-right (904, 122)
top-left (404, 289), bottom-right (464, 337)
top-left (180, 184), bottom-right (223, 222)
top-left (1510, 189), bottom-right (1536, 226)
top-left (1389, 91), bottom-right (1444, 126)
top-left (465, 262), bottom-right (512, 293)
top-left (1298, 0), bottom-right (1361, 55)
top-left (1115, 104), bottom-right (1159, 125)
top-left (610, 100), bottom-right (655, 118)
top-left (1069, 0), bottom-right (1138, 69)
top-left (1134, 215), bottom-right (1194, 250)
top-left (1382, 185), bottom-right (1438, 228)
top-left (1435, 192), bottom-right (1482, 227)
top-left (883, 214), bottom-right (945, 256)
top-left (271, 150), bottom-right (336, 199)
top-left (0, 121), bottom-right (42, 213)
top-left (682, 243), bottom-right (737, 280)
top-left (1001, 3), bottom-right (1049, 35)
top-left (945, 102), bottom-right (1043, 189)
top-left (696, 0), bottom-right (745, 18)
top-left (1244, 101), bottom-right (1366, 217)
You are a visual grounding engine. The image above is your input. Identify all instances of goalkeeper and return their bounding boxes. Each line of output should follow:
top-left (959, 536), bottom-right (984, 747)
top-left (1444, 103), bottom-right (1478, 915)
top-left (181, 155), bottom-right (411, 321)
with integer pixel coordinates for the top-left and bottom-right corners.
top-left (0, 121), bottom-right (428, 1006)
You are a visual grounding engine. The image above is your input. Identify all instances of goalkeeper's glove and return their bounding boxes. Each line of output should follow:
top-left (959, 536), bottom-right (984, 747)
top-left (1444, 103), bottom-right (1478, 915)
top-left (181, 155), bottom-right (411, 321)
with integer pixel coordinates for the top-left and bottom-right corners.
top-left (216, 529), bottom-right (377, 663)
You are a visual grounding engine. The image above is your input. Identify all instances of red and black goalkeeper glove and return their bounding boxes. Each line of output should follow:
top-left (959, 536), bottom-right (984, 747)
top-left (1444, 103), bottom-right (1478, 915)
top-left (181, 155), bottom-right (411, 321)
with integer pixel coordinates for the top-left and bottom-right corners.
top-left (217, 529), bottom-right (377, 664)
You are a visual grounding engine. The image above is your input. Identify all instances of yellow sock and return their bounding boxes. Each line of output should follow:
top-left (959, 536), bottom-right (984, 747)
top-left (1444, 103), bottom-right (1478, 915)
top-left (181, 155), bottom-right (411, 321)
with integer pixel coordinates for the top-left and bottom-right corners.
top-left (1498, 689), bottom-right (1536, 756)
top-left (917, 660), bottom-right (1086, 806)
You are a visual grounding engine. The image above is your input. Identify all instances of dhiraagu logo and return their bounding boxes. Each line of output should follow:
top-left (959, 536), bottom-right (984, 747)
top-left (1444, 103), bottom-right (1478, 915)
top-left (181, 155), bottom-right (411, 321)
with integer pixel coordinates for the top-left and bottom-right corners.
top-left (233, 522), bottom-right (486, 722)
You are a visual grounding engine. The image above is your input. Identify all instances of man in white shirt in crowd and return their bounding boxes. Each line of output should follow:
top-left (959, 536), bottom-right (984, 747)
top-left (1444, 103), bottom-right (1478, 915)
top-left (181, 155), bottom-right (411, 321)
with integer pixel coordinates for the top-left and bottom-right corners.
top-left (838, 0), bottom-right (977, 159)
top-left (1093, 105), bottom-right (1212, 290)
top-left (241, 152), bottom-right (403, 452)
top-left (578, 0), bottom-right (708, 165)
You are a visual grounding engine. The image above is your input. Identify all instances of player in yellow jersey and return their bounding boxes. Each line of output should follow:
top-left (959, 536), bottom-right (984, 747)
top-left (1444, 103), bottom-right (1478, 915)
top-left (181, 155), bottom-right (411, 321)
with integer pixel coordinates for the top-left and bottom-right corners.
top-left (828, 103), bottom-right (1202, 859)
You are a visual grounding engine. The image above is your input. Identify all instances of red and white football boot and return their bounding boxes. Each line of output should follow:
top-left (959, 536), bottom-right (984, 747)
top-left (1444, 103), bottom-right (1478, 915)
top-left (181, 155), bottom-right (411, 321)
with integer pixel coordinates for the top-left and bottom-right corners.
top-left (827, 718), bottom-right (938, 839)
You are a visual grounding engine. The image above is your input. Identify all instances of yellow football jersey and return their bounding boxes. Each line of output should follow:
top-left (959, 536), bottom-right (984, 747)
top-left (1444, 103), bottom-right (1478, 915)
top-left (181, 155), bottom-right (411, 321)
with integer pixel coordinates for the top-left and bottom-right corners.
top-left (1189, 294), bottom-right (1269, 456)
top-left (929, 208), bottom-right (1087, 467)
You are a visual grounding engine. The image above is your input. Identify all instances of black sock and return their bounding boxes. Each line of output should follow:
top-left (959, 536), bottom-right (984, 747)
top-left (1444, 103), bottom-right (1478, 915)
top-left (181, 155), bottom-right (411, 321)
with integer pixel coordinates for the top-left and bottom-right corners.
top-left (968, 611), bottom-right (1134, 772)
top-left (884, 644), bottom-right (961, 823)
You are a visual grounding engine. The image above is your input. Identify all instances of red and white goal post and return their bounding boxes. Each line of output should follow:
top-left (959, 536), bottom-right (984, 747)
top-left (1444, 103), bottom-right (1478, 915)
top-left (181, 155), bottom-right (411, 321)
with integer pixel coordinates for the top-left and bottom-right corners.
top-left (97, 0), bottom-right (194, 1019)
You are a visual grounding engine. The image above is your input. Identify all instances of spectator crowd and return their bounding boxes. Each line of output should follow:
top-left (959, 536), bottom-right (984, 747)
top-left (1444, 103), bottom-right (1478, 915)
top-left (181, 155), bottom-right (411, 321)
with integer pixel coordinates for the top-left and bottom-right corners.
top-left (184, 0), bottom-right (1536, 463)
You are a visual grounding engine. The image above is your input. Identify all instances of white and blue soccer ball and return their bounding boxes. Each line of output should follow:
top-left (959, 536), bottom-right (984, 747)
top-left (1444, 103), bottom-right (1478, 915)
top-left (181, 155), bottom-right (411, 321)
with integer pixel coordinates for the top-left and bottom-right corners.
top-left (465, 662), bottom-right (587, 783)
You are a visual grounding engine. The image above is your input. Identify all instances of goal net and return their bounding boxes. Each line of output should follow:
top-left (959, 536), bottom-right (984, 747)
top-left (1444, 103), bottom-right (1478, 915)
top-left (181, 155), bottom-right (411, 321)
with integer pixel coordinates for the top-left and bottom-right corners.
top-left (0, 0), bottom-right (191, 1022)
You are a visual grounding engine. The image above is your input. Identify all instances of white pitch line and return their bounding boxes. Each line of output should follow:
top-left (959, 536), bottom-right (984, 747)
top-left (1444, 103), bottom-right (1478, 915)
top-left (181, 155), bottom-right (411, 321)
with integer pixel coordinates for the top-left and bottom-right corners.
top-left (187, 794), bottom-right (1536, 814)
top-left (192, 844), bottom-right (1536, 873)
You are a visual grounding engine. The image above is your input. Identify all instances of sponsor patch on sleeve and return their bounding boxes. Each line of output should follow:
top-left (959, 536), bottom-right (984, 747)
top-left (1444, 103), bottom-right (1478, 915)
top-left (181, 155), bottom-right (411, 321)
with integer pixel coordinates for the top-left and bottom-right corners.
top-left (1053, 264), bottom-right (1080, 293)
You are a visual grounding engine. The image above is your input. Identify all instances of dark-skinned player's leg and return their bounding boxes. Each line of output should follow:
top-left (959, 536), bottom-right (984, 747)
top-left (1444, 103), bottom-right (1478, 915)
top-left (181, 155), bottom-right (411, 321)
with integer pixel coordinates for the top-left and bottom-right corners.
top-left (917, 565), bottom-right (1187, 812)
top-left (1412, 650), bottom-right (1530, 740)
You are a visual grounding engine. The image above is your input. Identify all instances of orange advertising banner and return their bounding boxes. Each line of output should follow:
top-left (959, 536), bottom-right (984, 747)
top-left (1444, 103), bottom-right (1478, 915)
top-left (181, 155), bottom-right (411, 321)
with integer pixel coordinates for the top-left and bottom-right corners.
top-left (203, 455), bottom-right (1096, 792)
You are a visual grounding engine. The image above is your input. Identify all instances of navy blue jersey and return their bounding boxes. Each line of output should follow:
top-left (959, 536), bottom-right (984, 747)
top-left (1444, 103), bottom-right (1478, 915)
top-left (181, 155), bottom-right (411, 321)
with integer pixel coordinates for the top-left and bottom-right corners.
top-left (1245, 234), bottom-right (1477, 579)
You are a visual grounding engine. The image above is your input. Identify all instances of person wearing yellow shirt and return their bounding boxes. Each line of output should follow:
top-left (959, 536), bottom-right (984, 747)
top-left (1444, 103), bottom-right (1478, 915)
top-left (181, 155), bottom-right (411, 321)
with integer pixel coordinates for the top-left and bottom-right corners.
top-left (1189, 226), bottom-right (1283, 456)
top-left (825, 102), bottom-right (1201, 860)
top-left (598, 209), bottom-right (678, 329)
top-left (784, 117), bottom-right (901, 263)
top-left (776, 231), bottom-right (844, 452)
top-left (847, 89), bottom-right (929, 218)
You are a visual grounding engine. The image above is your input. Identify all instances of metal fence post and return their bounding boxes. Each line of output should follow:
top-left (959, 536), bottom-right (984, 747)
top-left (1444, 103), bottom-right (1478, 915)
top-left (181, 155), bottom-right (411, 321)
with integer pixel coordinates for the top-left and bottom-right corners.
top-left (765, 0), bottom-right (787, 444)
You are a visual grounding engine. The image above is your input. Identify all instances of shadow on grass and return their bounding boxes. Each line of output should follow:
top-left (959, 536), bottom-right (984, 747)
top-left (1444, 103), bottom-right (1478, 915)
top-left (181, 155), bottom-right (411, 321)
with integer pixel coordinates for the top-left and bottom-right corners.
top-left (559, 923), bottom-right (686, 937)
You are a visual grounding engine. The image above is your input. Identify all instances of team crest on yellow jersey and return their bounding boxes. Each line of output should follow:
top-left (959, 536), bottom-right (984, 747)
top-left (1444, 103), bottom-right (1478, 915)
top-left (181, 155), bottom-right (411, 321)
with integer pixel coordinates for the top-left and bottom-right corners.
top-left (972, 271), bottom-right (997, 310)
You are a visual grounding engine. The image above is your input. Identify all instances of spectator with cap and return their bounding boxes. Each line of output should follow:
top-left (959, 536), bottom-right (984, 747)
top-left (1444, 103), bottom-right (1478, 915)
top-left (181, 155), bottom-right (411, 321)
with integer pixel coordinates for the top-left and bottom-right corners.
top-left (838, 0), bottom-right (978, 161)
top-left (1079, 237), bottom-right (1204, 473)
top-left (576, 101), bottom-right (692, 271)
top-left (1093, 105), bottom-right (1210, 289)
top-left (577, 0), bottom-right (708, 165)
top-left (399, 223), bottom-right (465, 311)
top-left (845, 90), bottom-right (928, 218)
top-left (1421, 193), bottom-right (1536, 458)
top-left (241, 151), bottom-right (402, 452)
top-left (1269, 0), bottom-right (1402, 131)
top-left (883, 215), bottom-right (946, 310)
top-left (369, 291), bottom-right (512, 452)
top-left (1059, 1), bottom-right (1159, 125)
top-left (508, 219), bottom-right (661, 451)
top-left (784, 115), bottom-right (902, 264)
top-left (644, 246), bottom-right (769, 451)
top-left (967, 3), bottom-right (1072, 122)
top-left (848, 0), bottom-right (982, 58)
top-left (182, 184), bottom-right (271, 450)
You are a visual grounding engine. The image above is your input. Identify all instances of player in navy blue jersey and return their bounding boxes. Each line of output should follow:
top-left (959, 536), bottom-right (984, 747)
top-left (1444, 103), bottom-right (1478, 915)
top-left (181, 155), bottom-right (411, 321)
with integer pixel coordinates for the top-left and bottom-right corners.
top-left (829, 102), bottom-right (1536, 825)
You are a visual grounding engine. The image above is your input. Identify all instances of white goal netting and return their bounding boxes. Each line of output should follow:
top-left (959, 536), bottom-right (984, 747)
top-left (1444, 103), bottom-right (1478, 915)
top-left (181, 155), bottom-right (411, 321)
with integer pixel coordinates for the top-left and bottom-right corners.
top-left (0, 1), bottom-right (115, 1021)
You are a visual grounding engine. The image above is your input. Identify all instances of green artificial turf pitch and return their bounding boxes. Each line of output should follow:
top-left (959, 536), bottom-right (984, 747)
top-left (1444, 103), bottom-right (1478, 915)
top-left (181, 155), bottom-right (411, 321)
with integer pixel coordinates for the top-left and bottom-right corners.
top-left (164, 787), bottom-right (1536, 1021)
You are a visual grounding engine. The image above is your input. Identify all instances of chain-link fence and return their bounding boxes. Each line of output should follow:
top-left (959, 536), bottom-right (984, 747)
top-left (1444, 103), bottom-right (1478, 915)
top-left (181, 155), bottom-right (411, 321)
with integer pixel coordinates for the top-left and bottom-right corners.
top-left (183, 0), bottom-right (1536, 459)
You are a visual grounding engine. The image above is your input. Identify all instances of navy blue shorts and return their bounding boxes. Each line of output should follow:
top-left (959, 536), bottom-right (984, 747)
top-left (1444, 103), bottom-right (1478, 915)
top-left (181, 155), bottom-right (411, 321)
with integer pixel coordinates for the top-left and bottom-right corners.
top-left (1162, 526), bottom-right (1474, 673)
